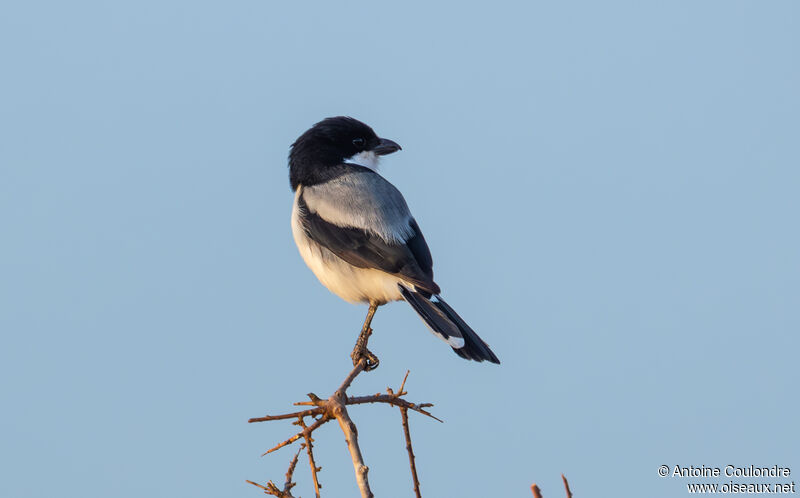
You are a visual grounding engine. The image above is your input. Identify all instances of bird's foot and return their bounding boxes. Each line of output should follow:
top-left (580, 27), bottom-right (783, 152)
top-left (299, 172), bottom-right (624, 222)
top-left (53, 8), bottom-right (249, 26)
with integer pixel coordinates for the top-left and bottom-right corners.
top-left (351, 327), bottom-right (379, 371)
top-left (351, 347), bottom-right (379, 371)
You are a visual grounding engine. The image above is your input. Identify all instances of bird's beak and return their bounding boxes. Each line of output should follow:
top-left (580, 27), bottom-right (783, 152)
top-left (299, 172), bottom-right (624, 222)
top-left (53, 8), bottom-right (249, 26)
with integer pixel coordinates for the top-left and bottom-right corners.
top-left (372, 138), bottom-right (402, 156)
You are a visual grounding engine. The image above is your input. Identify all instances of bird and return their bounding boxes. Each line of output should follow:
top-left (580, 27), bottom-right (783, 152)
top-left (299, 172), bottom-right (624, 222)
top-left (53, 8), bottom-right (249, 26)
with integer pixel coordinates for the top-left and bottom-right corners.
top-left (288, 116), bottom-right (499, 370)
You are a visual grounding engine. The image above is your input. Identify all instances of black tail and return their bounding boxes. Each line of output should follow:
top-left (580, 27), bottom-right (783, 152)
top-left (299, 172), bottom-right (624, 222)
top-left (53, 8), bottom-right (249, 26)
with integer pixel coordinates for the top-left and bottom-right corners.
top-left (399, 285), bottom-right (500, 364)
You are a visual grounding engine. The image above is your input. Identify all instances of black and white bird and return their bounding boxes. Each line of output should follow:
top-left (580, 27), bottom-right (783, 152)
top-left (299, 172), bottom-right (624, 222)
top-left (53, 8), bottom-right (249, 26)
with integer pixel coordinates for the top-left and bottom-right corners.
top-left (289, 116), bottom-right (499, 369)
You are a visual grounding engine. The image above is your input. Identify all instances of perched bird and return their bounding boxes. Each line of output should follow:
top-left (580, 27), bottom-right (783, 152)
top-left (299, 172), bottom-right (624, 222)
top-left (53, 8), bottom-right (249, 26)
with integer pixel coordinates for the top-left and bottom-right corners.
top-left (289, 116), bottom-right (499, 369)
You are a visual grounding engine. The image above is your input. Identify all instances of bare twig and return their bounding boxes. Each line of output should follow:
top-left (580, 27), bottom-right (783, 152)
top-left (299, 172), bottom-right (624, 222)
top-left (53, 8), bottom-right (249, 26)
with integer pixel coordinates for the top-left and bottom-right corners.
top-left (297, 417), bottom-right (322, 498)
top-left (283, 449), bottom-right (301, 495)
top-left (247, 447), bottom-right (301, 497)
top-left (329, 374), bottom-right (373, 498)
top-left (261, 414), bottom-right (330, 456)
top-left (562, 474), bottom-right (573, 498)
top-left (337, 359), bottom-right (366, 395)
top-left (401, 407), bottom-right (422, 498)
top-left (531, 475), bottom-right (573, 497)
top-left (346, 394), bottom-right (442, 422)
top-left (248, 407), bottom-right (324, 423)
top-left (246, 480), bottom-right (283, 496)
top-left (292, 395), bottom-right (440, 422)
top-left (398, 369), bottom-right (410, 394)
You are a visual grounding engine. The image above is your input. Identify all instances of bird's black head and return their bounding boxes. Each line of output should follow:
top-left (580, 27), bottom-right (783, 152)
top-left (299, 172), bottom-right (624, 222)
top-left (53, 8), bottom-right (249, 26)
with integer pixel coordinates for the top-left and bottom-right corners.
top-left (288, 116), bottom-right (401, 190)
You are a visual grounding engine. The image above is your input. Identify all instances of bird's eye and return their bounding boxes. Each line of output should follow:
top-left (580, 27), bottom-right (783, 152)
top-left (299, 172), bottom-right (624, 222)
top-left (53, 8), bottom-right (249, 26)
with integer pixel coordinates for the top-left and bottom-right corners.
top-left (352, 138), bottom-right (366, 147)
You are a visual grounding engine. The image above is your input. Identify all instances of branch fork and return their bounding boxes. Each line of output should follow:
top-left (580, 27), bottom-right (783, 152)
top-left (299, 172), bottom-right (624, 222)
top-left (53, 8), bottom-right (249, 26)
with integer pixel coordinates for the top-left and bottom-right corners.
top-left (248, 361), bottom-right (437, 498)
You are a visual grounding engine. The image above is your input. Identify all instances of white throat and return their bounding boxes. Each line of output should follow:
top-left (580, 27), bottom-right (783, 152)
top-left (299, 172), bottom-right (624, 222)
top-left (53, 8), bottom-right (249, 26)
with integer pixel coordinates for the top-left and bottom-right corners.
top-left (344, 150), bottom-right (380, 171)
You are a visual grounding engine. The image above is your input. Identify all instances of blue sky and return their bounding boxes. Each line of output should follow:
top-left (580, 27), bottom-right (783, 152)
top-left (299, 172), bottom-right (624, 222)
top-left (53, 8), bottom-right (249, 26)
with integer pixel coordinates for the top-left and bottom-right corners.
top-left (1, 1), bottom-right (798, 497)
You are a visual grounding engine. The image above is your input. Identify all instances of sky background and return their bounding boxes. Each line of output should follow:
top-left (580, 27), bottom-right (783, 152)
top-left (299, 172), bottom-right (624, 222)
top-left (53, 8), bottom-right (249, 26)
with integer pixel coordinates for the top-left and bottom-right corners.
top-left (1, 1), bottom-right (798, 497)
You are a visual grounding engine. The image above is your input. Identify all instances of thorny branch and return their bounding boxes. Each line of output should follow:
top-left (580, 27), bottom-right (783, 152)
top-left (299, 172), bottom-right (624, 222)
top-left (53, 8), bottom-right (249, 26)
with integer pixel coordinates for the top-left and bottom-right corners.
top-left (401, 407), bottom-right (421, 498)
top-left (246, 447), bottom-right (301, 497)
top-left (297, 417), bottom-right (321, 498)
top-left (248, 361), bottom-right (439, 498)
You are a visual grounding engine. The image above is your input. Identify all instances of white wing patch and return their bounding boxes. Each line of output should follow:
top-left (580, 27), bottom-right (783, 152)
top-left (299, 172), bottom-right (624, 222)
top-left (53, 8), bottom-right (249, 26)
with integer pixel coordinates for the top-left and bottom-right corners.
top-left (447, 336), bottom-right (466, 348)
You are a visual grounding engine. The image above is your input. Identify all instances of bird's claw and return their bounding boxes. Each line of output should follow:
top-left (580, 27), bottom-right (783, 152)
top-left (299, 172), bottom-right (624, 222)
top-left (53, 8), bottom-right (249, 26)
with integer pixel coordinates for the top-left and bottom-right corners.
top-left (351, 347), bottom-right (380, 371)
top-left (351, 324), bottom-right (380, 371)
top-left (351, 326), bottom-right (379, 371)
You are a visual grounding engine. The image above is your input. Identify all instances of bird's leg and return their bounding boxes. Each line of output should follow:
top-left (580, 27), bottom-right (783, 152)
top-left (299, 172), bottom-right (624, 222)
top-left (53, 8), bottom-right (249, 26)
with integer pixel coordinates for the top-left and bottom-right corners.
top-left (351, 302), bottom-right (379, 371)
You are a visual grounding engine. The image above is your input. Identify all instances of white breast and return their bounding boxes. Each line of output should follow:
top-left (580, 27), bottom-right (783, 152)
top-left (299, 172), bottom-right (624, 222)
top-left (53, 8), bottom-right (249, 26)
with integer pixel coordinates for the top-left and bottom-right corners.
top-left (291, 189), bottom-right (406, 304)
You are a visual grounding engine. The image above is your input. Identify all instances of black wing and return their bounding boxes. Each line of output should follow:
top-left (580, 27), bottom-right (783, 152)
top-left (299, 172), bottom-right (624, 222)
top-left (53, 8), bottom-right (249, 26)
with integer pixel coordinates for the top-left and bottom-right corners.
top-left (297, 194), bottom-right (440, 295)
top-left (406, 218), bottom-right (434, 282)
